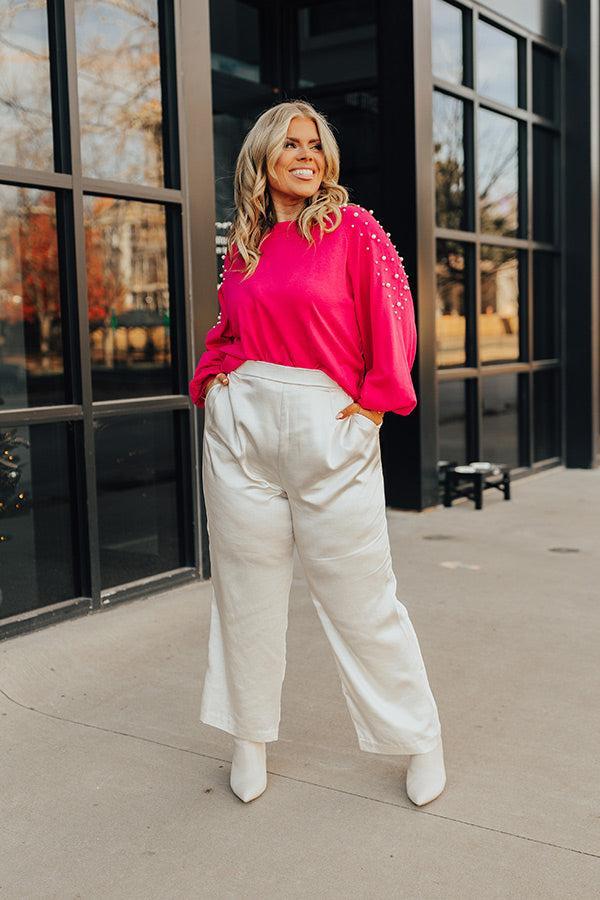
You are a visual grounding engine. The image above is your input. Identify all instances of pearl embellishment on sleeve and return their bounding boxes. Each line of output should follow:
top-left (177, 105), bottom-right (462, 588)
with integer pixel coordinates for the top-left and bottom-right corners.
top-left (347, 205), bottom-right (412, 318)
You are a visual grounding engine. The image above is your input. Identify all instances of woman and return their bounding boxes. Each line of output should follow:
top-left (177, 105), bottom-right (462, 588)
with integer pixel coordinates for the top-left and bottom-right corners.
top-left (190, 100), bottom-right (446, 806)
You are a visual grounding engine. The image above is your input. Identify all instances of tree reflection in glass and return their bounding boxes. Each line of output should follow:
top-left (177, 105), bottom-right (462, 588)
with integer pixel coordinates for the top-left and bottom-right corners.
top-left (433, 91), bottom-right (465, 230)
top-left (0, 0), bottom-right (54, 170)
top-left (480, 245), bottom-right (520, 363)
top-left (0, 186), bottom-right (65, 409)
top-left (478, 108), bottom-right (519, 237)
top-left (83, 196), bottom-right (172, 400)
top-left (436, 240), bottom-right (466, 368)
top-left (75, 0), bottom-right (164, 186)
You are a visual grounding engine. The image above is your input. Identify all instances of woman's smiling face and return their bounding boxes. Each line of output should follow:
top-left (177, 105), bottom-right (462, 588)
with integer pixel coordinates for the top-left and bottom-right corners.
top-left (269, 116), bottom-right (325, 202)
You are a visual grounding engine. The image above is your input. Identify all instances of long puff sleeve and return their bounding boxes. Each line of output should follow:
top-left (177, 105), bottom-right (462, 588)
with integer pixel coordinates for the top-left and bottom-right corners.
top-left (189, 251), bottom-right (236, 408)
top-left (346, 206), bottom-right (418, 415)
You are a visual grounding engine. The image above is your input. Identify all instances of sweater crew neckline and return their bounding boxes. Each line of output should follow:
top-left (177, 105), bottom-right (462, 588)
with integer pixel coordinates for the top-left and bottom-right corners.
top-left (270, 205), bottom-right (351, 232)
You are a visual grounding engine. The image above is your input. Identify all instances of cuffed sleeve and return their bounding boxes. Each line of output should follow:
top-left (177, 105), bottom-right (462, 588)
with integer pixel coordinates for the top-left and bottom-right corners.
top-left (189, 253), bottom-right (236, 408)
top-left (346, 207), bottom-right (418, 415)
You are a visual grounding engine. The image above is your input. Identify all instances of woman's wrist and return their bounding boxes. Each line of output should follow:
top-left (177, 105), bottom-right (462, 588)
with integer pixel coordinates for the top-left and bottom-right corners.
top-left (358, 403), bottom-right (384, 416)
top-left (356, 404), bottom-right (384, 425)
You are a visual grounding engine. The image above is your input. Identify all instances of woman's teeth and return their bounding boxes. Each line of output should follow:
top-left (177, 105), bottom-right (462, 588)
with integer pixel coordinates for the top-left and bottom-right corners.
top-left (290, 169), bottom-right (314, 180)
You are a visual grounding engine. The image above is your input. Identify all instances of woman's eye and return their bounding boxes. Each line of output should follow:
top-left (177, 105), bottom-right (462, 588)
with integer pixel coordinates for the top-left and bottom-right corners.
top-left (284, 142), bottom-right (322, 150)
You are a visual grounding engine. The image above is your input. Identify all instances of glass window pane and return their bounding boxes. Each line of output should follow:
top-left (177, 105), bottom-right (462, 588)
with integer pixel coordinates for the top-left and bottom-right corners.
top-left (436, 240), bottom-right (467, 367)
top-left (0, 185), bottom-right (67, 409)
top-left (312, 91), bottom-right (379, 202)
top-left (481, 373), bottom-right (521, 469)
top-left (477, 19), bottom-right (518, 108)
top-left (0, 0), bottom-right (54, 170)
top-left (95, 411), bottom-right (186, 590)
top-left (533, 45), bottom-right (559, 120)
top-left (344, 165), bottom-right (382, 219)
top-left (438, 379), bottom-right (468, 463)
top-left (83, 196), bottom-right (173, 400)
top-left (432, 0), bottom-right (463, 85)
top-left (480, 245), bottom-right (520, 364)
top-left (0, 422), bottom-right (80, 619)
top-left (211, 2), bottom-right (280, 264)
top-left (533, 126), bottom-right (558, 244)
top-left (533, 251), bottom-right (559, 359)
top-left (297, 0), bottom-right (377, 87)
top-left (533, 369), bottom-right (560, 461)
top-left (433, 91), bottom-right (465, 230)
top-left (75, 0), bottom-right (164, 186)
top-left (478, 108), bottom-right (519, 237)
top-left (210, 0), bottom-right (261, 83)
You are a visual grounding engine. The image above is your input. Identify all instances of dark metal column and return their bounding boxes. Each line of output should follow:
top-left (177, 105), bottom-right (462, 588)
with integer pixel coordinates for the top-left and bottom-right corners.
top-left (179, 0), bottom-right (219, 575)
top-left (378, 0), bottom-right (439, 510)
top-left (564, 0), bottom-right (600, 467)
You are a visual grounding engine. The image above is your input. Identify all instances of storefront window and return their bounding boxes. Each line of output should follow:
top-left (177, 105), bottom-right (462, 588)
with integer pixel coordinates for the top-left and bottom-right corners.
top-left (0, 0), bottom-right (192, 633)
top-left (436, 240), bottom-right (467, 368)
top-left (533, 45), bottom-right (559, 121)
top-left (533, 126), bottom-right (558, 244)
top-left (533, 251), bottom-right (559, 360)
top-left (533, 369), bottom-right (560, 461)
top-left (432, 0), bottom-right (464, 86)
top-left (477, 19), bottom-right (519, 108)
top-left (0, 422), bottom-right (80, 617)
top-left (480, 245), bottom-right (521, 364)
top-left (83, 196), bottom-right (172, 400)
top-left (296, 0), bottom-right (377, 87)
top-left (433, 91), bottom-right (466, 230)
top-left (211, 1), bottom-right (274, 265)
top-left (0, 186), bottom-right (65, 410)
top-left (95, 411), bottom-right (186, 589)
top-left (438, 379), bottom-right (469, 463)
top-left (481, 373), bottom-right (521, 469)
top-left (75, 0), bottom-right (164, 186)
top-left (0, 0), bottom-right (54, 170)
top-left (210, 0), bottom-right (261, 83)
top-left (478, 108), bottom-right (520, 237)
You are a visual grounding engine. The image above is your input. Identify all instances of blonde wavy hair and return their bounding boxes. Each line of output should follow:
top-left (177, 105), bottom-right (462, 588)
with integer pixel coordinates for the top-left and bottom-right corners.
top-left (225, 100), bottom-right (350, 279)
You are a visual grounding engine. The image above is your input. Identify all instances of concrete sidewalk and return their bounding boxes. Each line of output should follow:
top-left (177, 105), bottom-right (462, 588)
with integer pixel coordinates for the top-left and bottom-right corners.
top-left (1, 466), bottom-right (599, 898)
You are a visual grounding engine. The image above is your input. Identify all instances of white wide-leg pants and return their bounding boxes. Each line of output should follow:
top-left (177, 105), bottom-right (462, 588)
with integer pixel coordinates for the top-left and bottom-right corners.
top-left (200, 360), bottom-right (442, 754)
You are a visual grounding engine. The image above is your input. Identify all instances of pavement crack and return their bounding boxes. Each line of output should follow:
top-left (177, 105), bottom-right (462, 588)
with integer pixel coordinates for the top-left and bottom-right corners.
top-left (0, 685), bottom-right (233, 765)
top-left (264, 770), bottom-right (600, 861)
top-left (2, 686), bottom-right (598, 862)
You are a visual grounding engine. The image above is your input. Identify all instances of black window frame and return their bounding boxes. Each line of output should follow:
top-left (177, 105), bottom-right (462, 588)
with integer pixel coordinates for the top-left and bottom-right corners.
top-left (432, 0), bottom-right (564, 476)
top-left (0, 0), bottom-right (201, 638)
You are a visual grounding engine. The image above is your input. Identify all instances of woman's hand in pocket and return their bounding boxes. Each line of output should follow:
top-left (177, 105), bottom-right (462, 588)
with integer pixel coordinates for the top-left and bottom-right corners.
top-left (205, 372), bottom-right (230, 396)
top-left (335, 401), bottom-right (384, 426)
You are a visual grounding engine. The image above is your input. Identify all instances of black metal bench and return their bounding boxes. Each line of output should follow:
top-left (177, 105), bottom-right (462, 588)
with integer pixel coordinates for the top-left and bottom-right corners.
top-left (439, 461), bottom-right (511, 510)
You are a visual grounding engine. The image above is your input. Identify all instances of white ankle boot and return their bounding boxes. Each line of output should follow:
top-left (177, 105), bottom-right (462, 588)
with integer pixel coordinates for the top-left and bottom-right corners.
top-left (406, 735), bottom-right (446, 806)
top-left (230, 738), bottom-right (268, 802)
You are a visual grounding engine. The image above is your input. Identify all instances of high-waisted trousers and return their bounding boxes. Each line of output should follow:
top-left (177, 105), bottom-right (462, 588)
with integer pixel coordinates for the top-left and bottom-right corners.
top-left (200, 360), bottom-right (442, 754)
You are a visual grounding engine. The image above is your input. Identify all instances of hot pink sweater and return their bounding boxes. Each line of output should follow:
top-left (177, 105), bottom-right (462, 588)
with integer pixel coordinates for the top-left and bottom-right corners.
top-left (189, 204), bottom-right (418, 415)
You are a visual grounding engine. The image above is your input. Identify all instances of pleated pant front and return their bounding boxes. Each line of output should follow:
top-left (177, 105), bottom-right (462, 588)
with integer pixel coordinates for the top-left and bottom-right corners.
top-left (200, 360), bottom-right (442, 754)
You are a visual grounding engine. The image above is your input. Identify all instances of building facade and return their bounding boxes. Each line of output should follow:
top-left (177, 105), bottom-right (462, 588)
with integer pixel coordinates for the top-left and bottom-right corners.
top-left (0, 0), bottom-right (597, 639)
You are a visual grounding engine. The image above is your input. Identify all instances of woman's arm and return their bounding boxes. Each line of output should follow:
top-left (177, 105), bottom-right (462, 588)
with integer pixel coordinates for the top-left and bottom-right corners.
top-left (189, 253), bottom-right (235, 408)
top-left (346, 207), bottom-right (418, 416)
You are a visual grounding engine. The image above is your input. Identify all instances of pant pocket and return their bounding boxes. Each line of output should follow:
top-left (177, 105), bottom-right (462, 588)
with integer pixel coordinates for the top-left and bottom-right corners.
top-left (352, 410), bottom-right (382, 432)
top-left (205, 379), bottom-right (222, 405)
